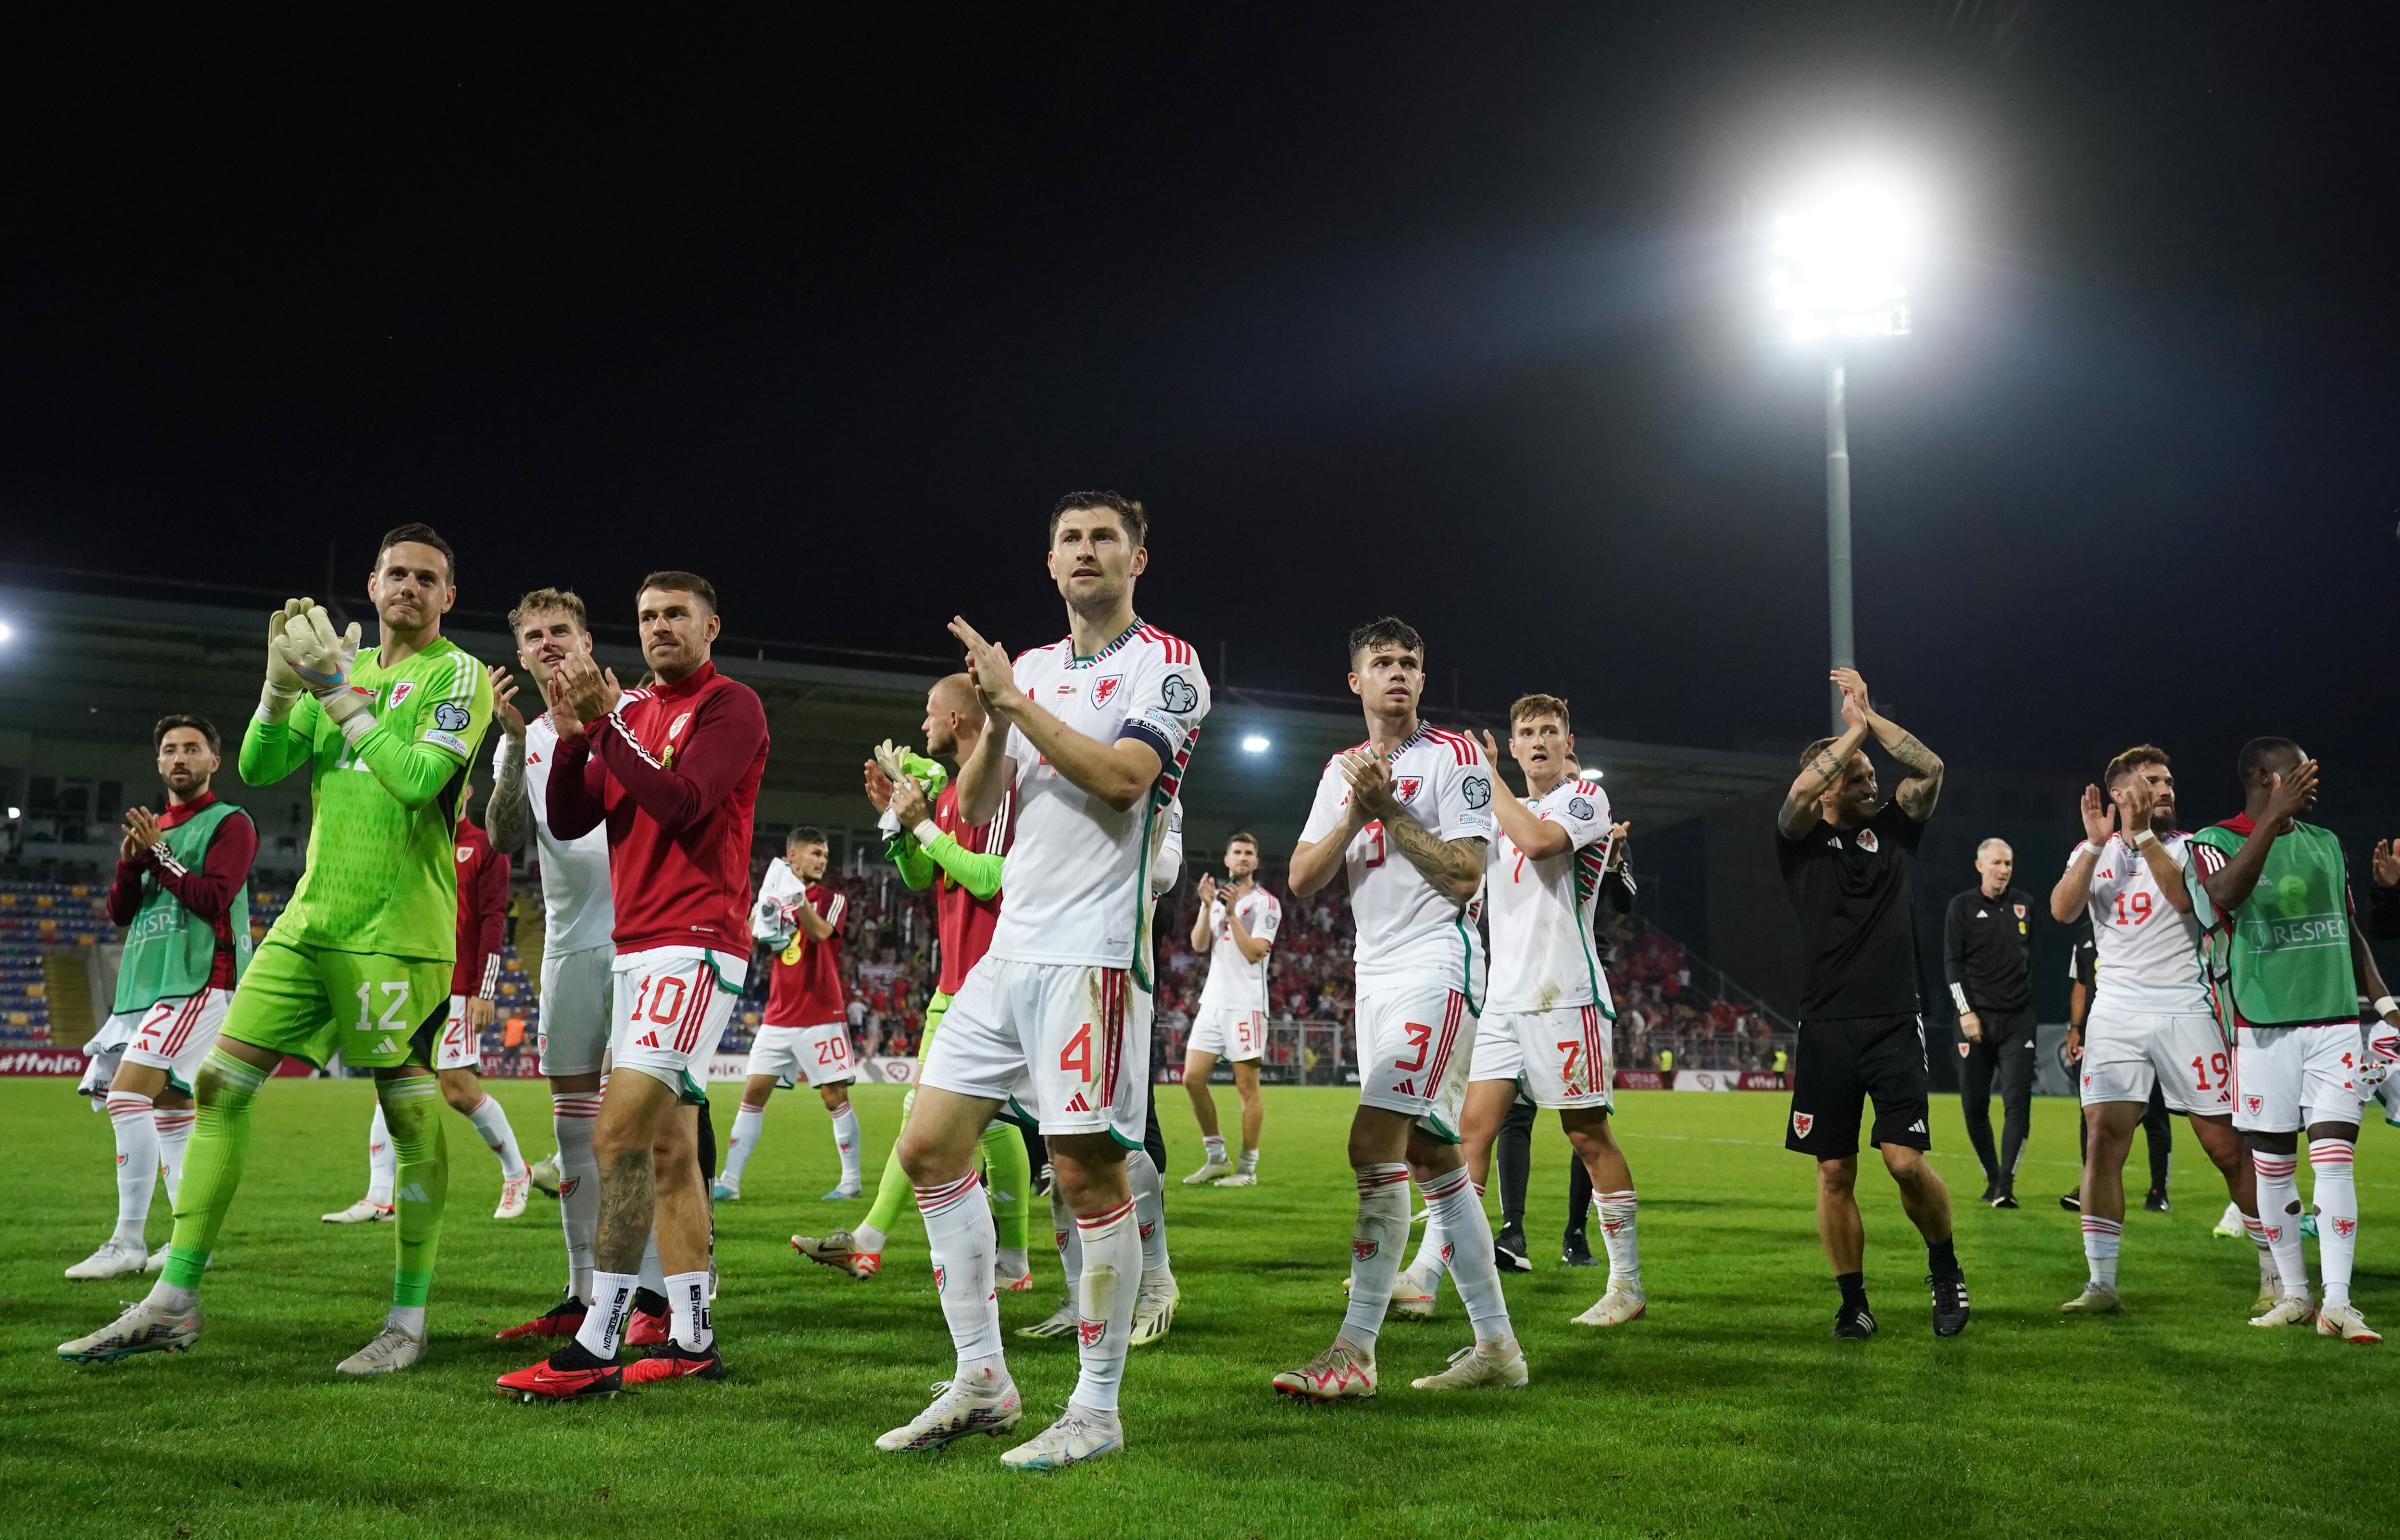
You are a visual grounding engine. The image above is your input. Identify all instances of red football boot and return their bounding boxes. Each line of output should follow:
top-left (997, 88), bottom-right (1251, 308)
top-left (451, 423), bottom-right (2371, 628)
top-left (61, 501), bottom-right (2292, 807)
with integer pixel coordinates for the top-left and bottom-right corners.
top-left (497, 1342), bottom-right (623, 1402)
top-left (494, 1298), bottom-right (588, 1341)
top-left (624, 1288), bottom-right (671, 1346)
top-left (623, 1341), bottom-right (725, 1385)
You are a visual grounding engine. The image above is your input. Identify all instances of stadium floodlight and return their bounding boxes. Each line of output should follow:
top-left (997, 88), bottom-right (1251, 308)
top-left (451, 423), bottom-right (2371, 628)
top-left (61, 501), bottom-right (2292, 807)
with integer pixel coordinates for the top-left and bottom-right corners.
top-left (1241, 734), bottom-right (1271, 755)
top-left (1764, 173), bottom-right (1919, 730)
top-left (0, 620), bottom-right (14, 644)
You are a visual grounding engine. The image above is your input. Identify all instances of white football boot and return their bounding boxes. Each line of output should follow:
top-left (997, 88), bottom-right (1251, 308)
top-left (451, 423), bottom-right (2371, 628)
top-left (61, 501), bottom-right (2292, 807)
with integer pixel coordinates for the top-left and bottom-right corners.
top-left (1213, 1171), bottom-right (1258, 1187)
top-left (1181, 1158), bottom-right (1234, 1186)
top-left (875, 1373), bottom-right (1023, 1453)
top-left (2250, 1292), bottom-right (2317, 1329)
top-left (527, 1155), bottom-right (561, 1197)
top-left (1272, 1341), bottom-right (1377, 1401)
top-left (2060, 1281), bottom-right (2122, 1315)
top-left (1571, 1279), bottom-right (1648, 1327)
top-left (1129, 1275), bottom-right (1179, 1346)
top-left (58, 1297), bottom-right (204, 1362)
top-left (1016, 1296), bottom-right (1077, 1339)
top-left (493, 1175), bottom-right (531, 1219)
top-left (1000, 1405), bottom-right (1125, 1471)
top-left (1338, 1267), bottom-right (1438, 1321)
top-left (2212, 1201), bottom-right (2244, 1239)
top-left (64, 1238), bottom-right (150, 1281)
top-left (2317, 1302), bottom-right (2382, 1344)
top-left (336, 1322), bottom-right (425, 1375)
top-left (1409, 1340), bottom-right (1530, 1391)
top-left (143, 1243), bottom-right (212, 1274)
top-left (322, 1197), bottom-right (394, 1224)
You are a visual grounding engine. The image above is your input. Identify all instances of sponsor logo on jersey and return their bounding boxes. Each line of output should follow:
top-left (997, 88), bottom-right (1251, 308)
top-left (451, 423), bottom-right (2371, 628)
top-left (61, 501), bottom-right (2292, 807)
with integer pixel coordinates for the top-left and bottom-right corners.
top-left (1090, 674), bottom-right (1124, 708)
top-left (390, 681), bottom-right (416, 708)
top-left (1394, 777), bottom-right (1424, 803)
top-left (1567, 795), bottom-right (1595, 820)
top-left (1160, 672), bottom-right (1199, 713)
top-left (1078, 1317), bottom-right (1106, 1348)
top-left (1791, 1111), bottom-right (1814, 1138)
top-left (1461, 775), bottom-right (1491, 809)
top-left (1857, 828), bottom-right (1879, 853)
top-left (433, 700), bottom-right (471, 732)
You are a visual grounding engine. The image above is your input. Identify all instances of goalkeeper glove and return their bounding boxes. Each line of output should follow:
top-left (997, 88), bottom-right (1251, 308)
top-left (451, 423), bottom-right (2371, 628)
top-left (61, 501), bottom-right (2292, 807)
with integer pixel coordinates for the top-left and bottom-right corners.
top-left (273, 605), bottom-right (369, 729)
top-left (259, 598), bottom-right (313, 721)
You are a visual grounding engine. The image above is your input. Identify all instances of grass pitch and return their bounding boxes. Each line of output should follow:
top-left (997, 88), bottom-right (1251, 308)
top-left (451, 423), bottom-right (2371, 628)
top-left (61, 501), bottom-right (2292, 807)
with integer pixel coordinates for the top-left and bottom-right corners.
top-left (6, 1077), bottom-right (2397, 1540)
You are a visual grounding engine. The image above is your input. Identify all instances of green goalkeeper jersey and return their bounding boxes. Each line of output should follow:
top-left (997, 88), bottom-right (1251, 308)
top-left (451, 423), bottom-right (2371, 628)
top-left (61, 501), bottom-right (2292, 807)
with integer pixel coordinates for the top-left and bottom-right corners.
top-left (239, 634), bottom-right (493, 961)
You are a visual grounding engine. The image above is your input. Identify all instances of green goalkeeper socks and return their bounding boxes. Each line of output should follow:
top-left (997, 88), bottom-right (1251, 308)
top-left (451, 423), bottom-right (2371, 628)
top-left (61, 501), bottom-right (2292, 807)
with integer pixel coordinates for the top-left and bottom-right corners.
top-left (863, 1141), bottom-right (914, 1234)
top-left (160, 1046), bottom-right (271, 1290)
top-left (378, 1074), bottom-right (448, 1308)
top-left (981, 1122), bottom-right (1032, 1253)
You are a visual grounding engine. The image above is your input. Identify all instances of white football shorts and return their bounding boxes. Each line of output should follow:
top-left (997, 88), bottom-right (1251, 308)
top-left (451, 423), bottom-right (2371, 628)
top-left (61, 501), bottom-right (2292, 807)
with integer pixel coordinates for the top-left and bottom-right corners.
top-left (922, 957), bottom-right (1151, 1147)
top-left (2234, 1022), bottom-right (2368, 1132)
top-left (1471, 1003), bottom-right (1614, 1111)
top-left (114, 988), bottom-right (232, 1093)
top-left (1186, 1004), bottom-right (1264, 1063)
top-left (434, 994), bottom-right (484, 1072)
top-left (1355, 981), bottom-right (1476, 1141)
top-left (2078, 999), bottom-right (2230, 1115)
top-left (748, 1020), bottom-right (856, 1086)
top-left (79, 1010), bottom-right (138, 1100)
top-left (610, 945), bottom-right (748, 1103)
top-left (538, 942), bottom-right (614, 1078)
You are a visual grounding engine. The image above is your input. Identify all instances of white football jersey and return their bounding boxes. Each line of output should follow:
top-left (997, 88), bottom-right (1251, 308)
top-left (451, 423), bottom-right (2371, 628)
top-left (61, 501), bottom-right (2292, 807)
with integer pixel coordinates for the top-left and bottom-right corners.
top-left (988, 620), bottom-right (1210, 983)
top-left (1198, 885), bottom-right (1283, 1014)
top-left (1485, 775), bottom-right (1614, 1015)
top-left (496, 716), bottom-right (614, 956)
top-left (2075, 832), bottom-right (2207, 1013)
top-left (1299, 723), bottom-right (1493, 993)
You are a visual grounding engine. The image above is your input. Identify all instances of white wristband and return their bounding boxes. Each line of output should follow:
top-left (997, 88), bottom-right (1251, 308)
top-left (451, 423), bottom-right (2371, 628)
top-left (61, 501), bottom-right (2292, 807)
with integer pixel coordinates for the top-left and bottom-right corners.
top-left (2375, 995), bottom-right (2397, 1019)
top-left (912, 819), bottom-right (944, 848)
top-left (2131, 827), bottom-right (2158, 851)
top-left (2075, 841), bottom-right (2102, 861)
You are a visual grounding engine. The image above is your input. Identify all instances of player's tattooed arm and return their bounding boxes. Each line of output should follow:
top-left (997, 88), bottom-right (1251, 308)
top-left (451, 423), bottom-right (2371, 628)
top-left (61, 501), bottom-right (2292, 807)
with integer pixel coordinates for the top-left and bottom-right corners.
top-left (1777, 721), bottom-right (1868, 839)
top-left (486, 740), bottom-right (533, 856)
top-left (1381, 814), bottom-right (1487, 905)
top-left (1830, 670), bottom-right (1942, 820)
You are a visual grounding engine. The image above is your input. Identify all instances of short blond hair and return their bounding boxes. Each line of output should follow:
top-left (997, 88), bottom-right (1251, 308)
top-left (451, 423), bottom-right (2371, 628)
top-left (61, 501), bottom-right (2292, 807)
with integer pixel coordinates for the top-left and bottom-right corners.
top-left (508, 587), bottom-right (588, 634)
top-left (1509, 693), bottom-right (1571, 733)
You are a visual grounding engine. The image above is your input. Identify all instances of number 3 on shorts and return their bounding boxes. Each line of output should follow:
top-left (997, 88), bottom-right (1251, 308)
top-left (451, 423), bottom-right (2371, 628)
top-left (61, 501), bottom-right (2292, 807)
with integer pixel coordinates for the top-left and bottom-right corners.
top-left (354, 981), bottom-right (411, 1029)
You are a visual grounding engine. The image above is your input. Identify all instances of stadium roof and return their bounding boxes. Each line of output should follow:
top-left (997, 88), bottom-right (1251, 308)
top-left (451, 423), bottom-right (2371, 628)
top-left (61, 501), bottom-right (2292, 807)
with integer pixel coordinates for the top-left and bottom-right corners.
top-left (0, 580), bottom-right (1794, 867)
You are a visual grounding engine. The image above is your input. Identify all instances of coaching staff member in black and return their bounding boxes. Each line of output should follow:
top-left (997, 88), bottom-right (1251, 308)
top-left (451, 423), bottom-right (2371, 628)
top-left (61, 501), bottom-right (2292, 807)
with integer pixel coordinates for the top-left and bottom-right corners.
top-left (1945, 838), bottom-right (2038, 1208)
top-left (1777, 668), bottom-right (1968, 1340)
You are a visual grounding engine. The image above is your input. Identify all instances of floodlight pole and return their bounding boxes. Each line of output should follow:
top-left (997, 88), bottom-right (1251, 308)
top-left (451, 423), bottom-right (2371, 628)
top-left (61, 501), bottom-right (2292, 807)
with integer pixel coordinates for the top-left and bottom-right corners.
top-left (1824, 352), bottom-right (1853, 733)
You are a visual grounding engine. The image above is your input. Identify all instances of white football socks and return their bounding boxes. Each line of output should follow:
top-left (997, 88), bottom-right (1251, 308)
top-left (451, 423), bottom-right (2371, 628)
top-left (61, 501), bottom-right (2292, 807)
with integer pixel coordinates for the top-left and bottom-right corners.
top-left (2080, 1215), bottom-right (2122, 1287)
top-left (1051, 1188), bottom-right (1084, 1293)
top-left (466, 1093), bottom-right (527, 1180)
top-left (2252, 1152), bottom-right (2309, 1295)
top-left (919, 1172), bottom-right (1004, 1375)
top-left (1597, 1189), bottom-right (1642, 1288)
top-left (154, 1105), bottom-right (194, 1204)
top-left (1071, 1196), bottom-right (1141, 1415)
top-left (722, 1100), bottom-right (766, 1188)
top-left (551, 1091), bottom-right (602, 1303)
top-left (1126, 1150), bottom-right (1172, 1283)
top-left (1421, 1166), bottom-right (1512, 1346)
top-left (664, 1268), bottom-right (713, 1352)
top-left (855, 1223), bottom-right (889, 1256)
top-left (2311, 1139), bottom-right (2358, 1308)
top-left (366, 1102), bottom-right (397, 1207)
top-left (1202, 1134), bottom-right (1226, 1166)
top-left (575, 1270), bottom-right (638, 1359)
top-left (1238, 1146), bottom-right (1259, 1176)
top-left (1340, 1162), bottom-right (1411, 1351)
top-left (639, 1233), bottom-right (667, 1296)
top-left (106, 1091), bottom-right (159, 1247)
top-left (830, 1102), bottom-right (862, 1186)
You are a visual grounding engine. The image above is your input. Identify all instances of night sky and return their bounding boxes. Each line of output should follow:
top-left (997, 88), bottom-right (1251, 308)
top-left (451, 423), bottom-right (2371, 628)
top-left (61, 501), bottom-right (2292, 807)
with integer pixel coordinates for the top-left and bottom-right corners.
top-left (4, 4), bottom-right (2395, 813)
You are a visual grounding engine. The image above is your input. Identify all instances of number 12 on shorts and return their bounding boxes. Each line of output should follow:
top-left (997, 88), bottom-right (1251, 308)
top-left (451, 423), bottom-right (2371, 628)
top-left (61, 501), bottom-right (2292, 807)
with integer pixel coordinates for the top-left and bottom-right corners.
top-left (355, 981), bottom-right (411, 1030)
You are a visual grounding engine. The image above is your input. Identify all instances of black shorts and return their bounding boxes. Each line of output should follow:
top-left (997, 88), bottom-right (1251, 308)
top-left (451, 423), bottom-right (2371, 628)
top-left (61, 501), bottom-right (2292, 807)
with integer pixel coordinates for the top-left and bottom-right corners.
top-left (1787, 1014), bottom-right (1930, 1159)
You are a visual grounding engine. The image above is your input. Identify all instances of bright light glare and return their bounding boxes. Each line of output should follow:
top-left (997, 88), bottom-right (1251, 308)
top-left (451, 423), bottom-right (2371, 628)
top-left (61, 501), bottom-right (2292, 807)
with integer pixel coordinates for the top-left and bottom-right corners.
top-left (1240, 734), bottom-right (1271, 754)
top-left (1767, 176), bottom-right (1915, 343)
top-left (5, 807), bottom-right (18, 820)
top-left (0, 621), bottom-right (14, 643)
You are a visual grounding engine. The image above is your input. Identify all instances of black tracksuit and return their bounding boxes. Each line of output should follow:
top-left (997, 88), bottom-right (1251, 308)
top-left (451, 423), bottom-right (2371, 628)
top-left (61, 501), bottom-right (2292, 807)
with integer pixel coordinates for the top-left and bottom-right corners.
top-left (1944, 884), bottom-right (2037, 1192)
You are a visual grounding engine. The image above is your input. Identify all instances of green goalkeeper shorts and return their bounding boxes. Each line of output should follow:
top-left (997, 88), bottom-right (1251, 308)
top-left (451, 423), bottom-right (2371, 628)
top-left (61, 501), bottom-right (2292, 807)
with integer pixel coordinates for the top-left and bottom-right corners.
top-left (220, 934), bottom-right (450, 1071)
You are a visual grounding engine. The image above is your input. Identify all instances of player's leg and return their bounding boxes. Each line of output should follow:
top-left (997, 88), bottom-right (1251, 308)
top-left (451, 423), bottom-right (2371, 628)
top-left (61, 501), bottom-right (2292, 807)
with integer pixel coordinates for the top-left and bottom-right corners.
top-left (2184, 1111), bottom-right (2274, 1311)
top-left (1956, 1032), bottom-right (2001, 1202)
top-left (68, 1054), bottom-right (173, 1279)
top-left (153, 1086), bottom-right (195, 1207)
top-left (1125, 1143), bottom-right (1176, 1342)
top-left (2140, 1084), bottom-right (2173, 1208)
top-left (982, 1116), bottom-right (1036, 1288)
top-left (2067, 1100), bottom-right (2142, 1313)
top-left (817, 1067), bottom-right (865, 1200)
top-left (719, 1061), bottom-right (783, 1200)
top-left (2300, 1026), bottom-right (2374, 1340)
top-left (1564, 1106), bottom-right (1644, 1326)
top-left (108, 990), bottom-right (226, 1265)
top-left (1233, 1050), bottom-right (1266, 1181)
top-left (1182, 1017), bottom-right (1231, 1180)
top-left (541, 945), bottom-right (610, 1309)
top-left (439, 1063), bottom-right (530, 1216)
top-left (1993, 1010), bottom-right (2037, 1206)
top-left (2235, 1025), bottom-right (2314, 1322)
top-left (1491, 1092), bottom-right (1535, 1250)
top-left (1404, 1120), bottom-right (1526, 1391)
top-left (1863, 1018), bottom-right (1963, 1336)
top-left (1413, 1076), bottom-right (1511, 1291)
top-left (877, 960), bottom-right (1023, 1450)
top-left (794, 996), bottom-right (950, 1279)
top-left (623, 1097), bottom-right (725, 1381)
top-left (1563, 1141), bottom-right (1597, 1264)
top-left (348, 1064), bottom-right (447, 1374)
top-left (1787, 1020), bottom-right (1875, 1337)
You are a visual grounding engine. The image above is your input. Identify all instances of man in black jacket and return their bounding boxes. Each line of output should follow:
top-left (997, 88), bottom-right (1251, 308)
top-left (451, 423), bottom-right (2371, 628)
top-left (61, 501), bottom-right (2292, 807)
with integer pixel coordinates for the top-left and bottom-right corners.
top-left (1944, 839), bottom-right (2038, 1207)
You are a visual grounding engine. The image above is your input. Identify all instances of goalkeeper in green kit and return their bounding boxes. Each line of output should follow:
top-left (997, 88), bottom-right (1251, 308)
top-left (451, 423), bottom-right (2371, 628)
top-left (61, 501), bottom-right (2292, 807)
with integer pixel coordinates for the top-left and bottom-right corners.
top-left (60, 524), bottom-right (494, 1375)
